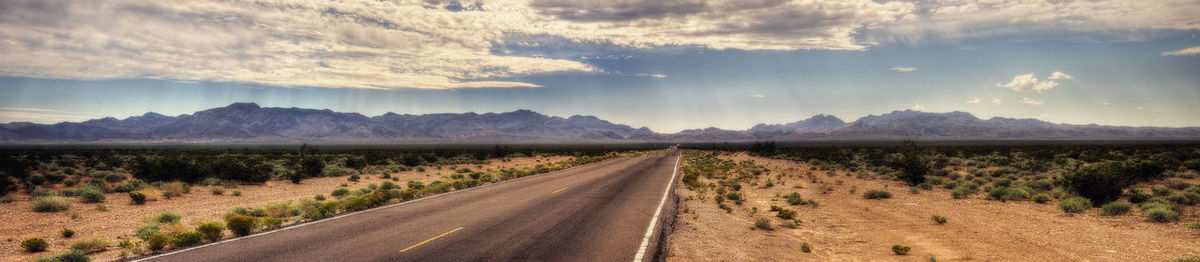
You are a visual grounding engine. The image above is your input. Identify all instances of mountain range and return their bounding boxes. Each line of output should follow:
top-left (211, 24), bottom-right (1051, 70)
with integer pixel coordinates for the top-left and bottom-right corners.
top-left (2, 102), bottom-right (1198, 143)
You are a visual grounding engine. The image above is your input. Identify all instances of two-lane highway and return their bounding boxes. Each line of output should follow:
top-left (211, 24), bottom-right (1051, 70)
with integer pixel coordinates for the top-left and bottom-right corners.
top-left (141, 149), bottom-right (681, 262)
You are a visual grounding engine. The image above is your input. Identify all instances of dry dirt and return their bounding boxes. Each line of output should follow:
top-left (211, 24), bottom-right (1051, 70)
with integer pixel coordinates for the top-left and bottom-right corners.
top-left (0, 155), bottom-right (570, 262)
top-left (667, 152), bottom-right (1200, 262)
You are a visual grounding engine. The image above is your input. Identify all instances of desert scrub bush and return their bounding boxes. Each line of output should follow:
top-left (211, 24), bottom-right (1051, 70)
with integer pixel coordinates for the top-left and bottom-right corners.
top-left (146, 233), bottom-right (171, 251)
top-left (32, 188), bottom-right (60, 197)
top-left (61, 228), bottom-right (75, 238)
top-left (43, 249), bottom-right (89, 262)
top-left (1143, 204), bottom-right (1181, 223)
top-left (303, 201), bottom-right (339, 220)
top-left (931, 215), bottom-right (947, 224)
top-left (32, 196), bottom-right (71, 212)
top-left (197, 222), bottom-right (223, 242)
top-left (211, 188), bottom-right (225, 195)
top-left (260, 217), bottom-right (284, 229)
top-left (226, 215), bottom-right (259, 236)
top-left (1032, 193), bottom-right (1051, 204)
top-left (1057, 197), bottom-right (1092, 214)
top-left (863, 189), bottom-right (893, 199)
top-left (348, 174), bottom-right (360, 182)
top-left (777, 208), bottom-right (798, 219)
top-left (114, 179), bottom-right (146, 193)
top-left (380, 181), bottom-right (398, 190)
top-left (77, 186), bottom-right (105, 203)
top-left (22, 237), bottom-right (49, 252)
top-left (718, 203), bottom-right (732, 213)
top-left (136, 224), bottom-right (160, 240)
top-left (1152, 185), bottom-right (1173, 196)
top-left (892, 244), bottom-right (911, 255)
top-left (70, 238), bottom-right (108, 253)
top-left (754, 218), bottom-right (773, 230)
top-left (951, 184), bottom-right (977, 199)
top-left (170, 231), bottom-right (203, 248)
top-left (1189, 221), bottom-right (1200, 230)
top-left (1099, 202), bottom-right (1131, 216)
top-left (801, 242), bottom-right (812, 253)
top-left (232, 190), bottom-right (242, 196)
top-left (155, 212), bottom-right (182, 224)
top-left (331, 188), bottom-right (350, 198)
top-left (128, 192), bottom-right (147, 205)
top-left (784, 192), bottom-right (804, 205)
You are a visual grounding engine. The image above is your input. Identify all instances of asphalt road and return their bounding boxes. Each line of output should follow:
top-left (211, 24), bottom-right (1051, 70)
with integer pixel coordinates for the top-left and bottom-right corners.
top-left (140, 149), bottom-right (681, 262)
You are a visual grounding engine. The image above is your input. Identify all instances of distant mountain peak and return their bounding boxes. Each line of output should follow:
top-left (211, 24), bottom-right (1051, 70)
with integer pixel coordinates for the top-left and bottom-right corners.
top-left (225, 102), bottom-right (261, 110)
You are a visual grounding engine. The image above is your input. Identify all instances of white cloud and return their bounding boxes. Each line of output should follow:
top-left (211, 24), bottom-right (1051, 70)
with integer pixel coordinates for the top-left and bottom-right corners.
top-left (1102, 102), bottom-right (1112, 106)
top-left (864, 0), bottom-right (1200, 44)
top-left (966, 98), bottom-right (981, 104)
top-left (992, 98), bottom-right (1002, 104)
top-left (636, 73), bottom-right (668, 78)
top-left (749, 94), bottom-right (766, 98)
top-left (1048, 71), bottom-right (1073, 80)
top-left (1137, 106), bottom-right (1145, 110)
top-left (0, 107), bottom-right (98, 122)
top-left (998, 73), bottom-right (1061, 93)
top-left (1162, 46), bottom-right (1200, 56)
top-left (910, 103), bottom-right (924, 110)
top-left (890, 67), bottom-right (917, 72)
top-left (1018, 97), bottom-right (1045, 105)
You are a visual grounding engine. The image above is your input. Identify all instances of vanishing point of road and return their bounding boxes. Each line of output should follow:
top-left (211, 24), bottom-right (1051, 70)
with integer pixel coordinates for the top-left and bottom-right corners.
top-left (139, 149), bottom-right (682, 262)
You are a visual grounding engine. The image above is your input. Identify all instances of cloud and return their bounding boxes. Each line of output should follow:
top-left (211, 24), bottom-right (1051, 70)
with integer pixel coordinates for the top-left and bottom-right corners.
top-left (0, 107), bottom-right (97, 122)
top-left (1048, 71), bottom-right (1073, 80)
top-left (1018, 97), bottom-right (1045, 105)
top-left (863, 0), bottom-right (1200, 44)
top-left (992, 98), bottom-right (1002, 104)
top-left (910, 103), bottom-right (924, 110)
top-left (890, 67), bottom-right (917, 72)
top-left (636, 73), bottom-right (668, 78)
top-left (966, 98), bottom-right (981, 104)
top-left (1162, 46), bottom-right (1200, 56)
top-left (749, 94), bottom-right (766, 98)
top-left (997, 73), bottom-right (1063, 93)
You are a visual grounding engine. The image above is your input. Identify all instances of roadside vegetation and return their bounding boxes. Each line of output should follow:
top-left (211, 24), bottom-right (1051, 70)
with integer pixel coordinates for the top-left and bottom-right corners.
top-left (0, 145), bottom-right (638, 260)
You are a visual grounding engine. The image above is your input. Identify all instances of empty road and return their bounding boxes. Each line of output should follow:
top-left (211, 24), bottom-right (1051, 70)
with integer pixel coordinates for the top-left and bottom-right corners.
top-left (141, 149), bottom-right (681, 262)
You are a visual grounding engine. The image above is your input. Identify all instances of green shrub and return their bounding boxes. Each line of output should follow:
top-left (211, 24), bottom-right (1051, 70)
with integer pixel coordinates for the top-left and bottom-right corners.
top-left (77, 187), bottom-right (105, 203)
top-left (232, 190), bottom-right (242, 196)
top-left (892, 244), bottom-right (911, 255)
top-left (1127, 189), bottom-right (1152, 203)
top-left (1063, 161), bottom-right (1142, 204)
top-left (226, 215), bottom-right (259, 236)
top-left (70, 238), bottom-right (108, 253)
top-left (1032, 193), bottom-right (1051, 204)
top-left (314, 194), bottom-right (326, 201)
top-left (1144, 207), bottom-right (1180, 223)
top-left (61, 228), bottom-right (75, 238)
top-left (381, 182), bottom-right (398, 190)
top-left (801, 242), bottom-right (811, 253)
top-left (211, 188), bottom-right (225, 195)
top-left (171, 231), bottom-right (203, 248)
top-left (32, 188), bottom-right (59, 197)
top-left (784, 192), bottom-right (804, 205)
top-left (260, 217), bottom-right (283, 229)
top-left (718, 203), bottom-right (732, 213)
top-left (777, 208), bottom-right (797, 219)
top-left (348, 174), bottom-right (360, 182)
top-left (136, 224), bottom-right (159, 240)
top-left (1188, 221), bottom-right (1200, 230)
top-left (754, 218), bottom-right (772, 230)
top-left (114, 179), bottom-right (146, 193)
top-left (155, 212), bottom-right (182, 224)
top-left (931, 215), bottom-right (947, 224)
top-left (1152, 186), bottom-right (1173, 196)
top-left (951, 185), bottom-right (976, 199)
top-left (146, 233), bottom-right (170, 251)
top-left (51, 249), bottom-right (89, 262)
top-left (128, 192), bottom-right (146, 205)
top-left (62, 177), bottom-right (79, 186)
top-left (1099, 202), bottom-right (1131, 216)
top-left (32, 196), bottom-right (71, 212)
top-left (407, 181), bottom-right (425, 190)
top-left (863, 190), bottom-right (892, 199)
top-left (22, 237), bottom-right (49, 252)
top-left (197, 222), bottom-right (223, 242)
top-left (331, 188), bottom-right (350, 197)
top-left (1058, 197), bottom-right (1092, 214)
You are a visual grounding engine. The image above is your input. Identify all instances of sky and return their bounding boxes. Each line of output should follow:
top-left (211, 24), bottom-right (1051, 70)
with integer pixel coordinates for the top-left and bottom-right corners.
top-left (1, 0), bottom-right (1199, 133)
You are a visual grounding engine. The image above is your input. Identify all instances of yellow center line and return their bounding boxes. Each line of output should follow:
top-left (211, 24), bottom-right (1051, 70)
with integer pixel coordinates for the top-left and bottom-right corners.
top-left (550, 187), bottom-right (568, 194)
top-left (399, 227), bottom-right (463, 253)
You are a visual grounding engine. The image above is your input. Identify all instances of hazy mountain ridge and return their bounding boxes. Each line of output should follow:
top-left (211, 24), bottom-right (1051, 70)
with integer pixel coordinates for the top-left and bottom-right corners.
top-left (2, 104), bottom-right (1198, 143)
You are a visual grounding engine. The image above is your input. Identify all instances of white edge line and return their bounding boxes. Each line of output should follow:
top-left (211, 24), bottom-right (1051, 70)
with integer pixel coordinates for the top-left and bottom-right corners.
top-left (131, 156), bottom-right (621, 262)
top-left (633, 149), bottom-right (680, 262)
